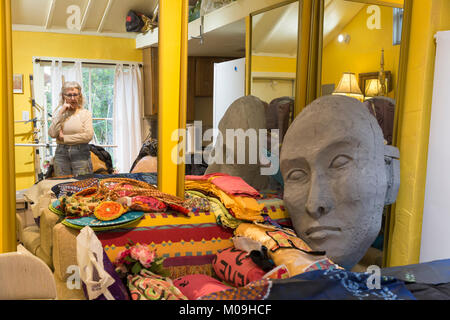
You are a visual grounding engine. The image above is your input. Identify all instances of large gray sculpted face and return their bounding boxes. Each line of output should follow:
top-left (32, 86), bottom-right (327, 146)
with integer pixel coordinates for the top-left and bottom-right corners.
top-left (205, 95), bottom-right (270, 190)
top-left (280, 95), bottom-right (387, 269)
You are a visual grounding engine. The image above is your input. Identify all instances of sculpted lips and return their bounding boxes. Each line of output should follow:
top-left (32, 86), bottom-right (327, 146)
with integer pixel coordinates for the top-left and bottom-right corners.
top-left (305, 226), bottom-right (341, 240)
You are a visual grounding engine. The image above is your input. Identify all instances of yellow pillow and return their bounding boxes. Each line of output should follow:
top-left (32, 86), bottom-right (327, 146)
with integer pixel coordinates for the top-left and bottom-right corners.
top-left (234, 223), bottom-right (337, 277)
top-left (90, 152), bottom-right (108, 174)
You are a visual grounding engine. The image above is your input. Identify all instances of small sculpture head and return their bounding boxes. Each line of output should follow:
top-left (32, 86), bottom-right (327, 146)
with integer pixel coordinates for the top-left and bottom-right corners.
top-left (280, 95), bottom-right (399, 269)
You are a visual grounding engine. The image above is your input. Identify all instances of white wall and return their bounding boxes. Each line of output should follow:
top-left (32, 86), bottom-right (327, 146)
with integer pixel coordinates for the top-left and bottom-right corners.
top-left (420, 31), bottom-right (450, 262)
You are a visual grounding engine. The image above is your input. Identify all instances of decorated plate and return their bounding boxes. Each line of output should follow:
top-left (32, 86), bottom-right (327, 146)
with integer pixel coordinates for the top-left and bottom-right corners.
top-left (61, 210), bottom-right (144, 230)
top-left (49, 199), bottom-right (65, 216)
top-left (61, 215), bottom-right (143, 231)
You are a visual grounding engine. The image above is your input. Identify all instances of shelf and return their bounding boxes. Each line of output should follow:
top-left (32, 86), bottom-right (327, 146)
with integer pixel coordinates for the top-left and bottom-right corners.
top-left (135, 0), bottom-right (286, 49)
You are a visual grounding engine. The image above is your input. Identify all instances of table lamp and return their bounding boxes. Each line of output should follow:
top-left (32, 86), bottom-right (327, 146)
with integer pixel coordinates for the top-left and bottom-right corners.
top-left (332, 72), bottom-right (364, 101)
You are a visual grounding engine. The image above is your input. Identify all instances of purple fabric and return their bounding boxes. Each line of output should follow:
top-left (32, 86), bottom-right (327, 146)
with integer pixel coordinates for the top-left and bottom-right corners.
top-left (82, 249), bottom-right (129, 300)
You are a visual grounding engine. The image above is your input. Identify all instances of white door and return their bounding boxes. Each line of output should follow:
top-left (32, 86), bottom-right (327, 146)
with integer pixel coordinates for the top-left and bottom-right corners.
top-left (213, 58), bottom-right (245, 143)
top-left (421, 31), bottom-right (450, 263)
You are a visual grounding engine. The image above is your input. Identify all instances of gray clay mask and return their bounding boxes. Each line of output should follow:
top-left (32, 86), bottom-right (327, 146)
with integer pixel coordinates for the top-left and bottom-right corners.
top-left (281, 95), bottom-right (388, 269)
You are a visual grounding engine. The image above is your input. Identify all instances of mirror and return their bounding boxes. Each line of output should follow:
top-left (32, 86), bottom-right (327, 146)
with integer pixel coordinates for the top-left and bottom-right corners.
top-left (11, 0), bottom-right (157, 191)
top-left (11, 1), bottom-right (159, 253)
top-left (185, 0), bottom-right (246, 169)
top-left (249, 1), bottom-right (299, 106)
top-left (321, 0), bottom-right (403, 102)
top-left (10, 0), bottom-right (163, 270)
top-left (320, 0), bottom-right (405, 269)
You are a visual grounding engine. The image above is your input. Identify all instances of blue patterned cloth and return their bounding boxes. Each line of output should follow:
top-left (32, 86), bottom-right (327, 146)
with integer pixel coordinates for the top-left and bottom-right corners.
top-left (200, 266), bottom-right (416, 300)
top-left (381, 259), bottom-right (450, 285)
top-left (265, 267), bottom-right (416, 300)
top-left (75, 172), bottom-right (158, 185)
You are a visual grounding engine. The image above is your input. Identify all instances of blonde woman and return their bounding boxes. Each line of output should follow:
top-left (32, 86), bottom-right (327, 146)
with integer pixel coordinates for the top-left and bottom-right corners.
top-left (49, 81), bottom-right (94, 177)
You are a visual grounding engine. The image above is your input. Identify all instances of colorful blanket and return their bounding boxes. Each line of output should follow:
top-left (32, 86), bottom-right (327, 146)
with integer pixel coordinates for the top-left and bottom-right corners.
top-left (97, 196), bottom-right (290, 277)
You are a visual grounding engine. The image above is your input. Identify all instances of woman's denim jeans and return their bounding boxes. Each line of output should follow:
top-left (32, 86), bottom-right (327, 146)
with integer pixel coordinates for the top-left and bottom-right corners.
top-left (54, 143), bottom-right (93, 177)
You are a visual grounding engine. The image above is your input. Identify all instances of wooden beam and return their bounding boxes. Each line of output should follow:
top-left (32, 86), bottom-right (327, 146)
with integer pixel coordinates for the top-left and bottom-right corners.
top-left (177, 0), bottom-right (188, 198)
top-left (0, 0), bottom-right (17, 253)
top-left (97, 0), bottom-right (114, 33)
top-left (80, 0), bottom-right (93, 31)
top-left (12, 24), bottom-right (136, 39)
top-left (245, 15), bottom-right (251, 95)
top-left (157, 0), bottom-right (188, 197)
top-left (45, 0), bottom-right (56, 29)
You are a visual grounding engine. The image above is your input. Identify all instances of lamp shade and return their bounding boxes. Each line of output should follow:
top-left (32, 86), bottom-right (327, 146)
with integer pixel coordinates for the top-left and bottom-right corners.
top-left (333, 72), bottom-right (364, 101)
top-left (365, 78), bottom-right (382, 97)
top-left (365, 78), bottom-right (389, 98)
top-left (333, 72), bottom-right (363, 95)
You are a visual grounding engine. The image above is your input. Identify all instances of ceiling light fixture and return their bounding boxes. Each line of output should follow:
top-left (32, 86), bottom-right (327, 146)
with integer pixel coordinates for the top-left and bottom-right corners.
top-left (337, 33), bottom-right (350, 44)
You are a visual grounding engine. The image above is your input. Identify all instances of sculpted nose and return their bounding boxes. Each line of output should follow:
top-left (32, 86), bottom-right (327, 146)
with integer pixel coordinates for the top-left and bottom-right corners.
top-left (305, 172), bottom-right (333, 219)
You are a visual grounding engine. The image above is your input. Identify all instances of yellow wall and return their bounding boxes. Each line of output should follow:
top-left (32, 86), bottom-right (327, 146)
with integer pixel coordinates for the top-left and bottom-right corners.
top-left (250, 54), bottom-right (297, 103)
top-left (322, 5), bottom-right (400, 99)
top-left (361, 0), bottom-right (403, 7)
top-left (251, 55), bottom-right (297, 73)
top-left (12, 31), bottom-right (143, 190)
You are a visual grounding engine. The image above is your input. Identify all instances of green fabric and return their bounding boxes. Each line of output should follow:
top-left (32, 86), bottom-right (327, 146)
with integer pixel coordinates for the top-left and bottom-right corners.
top-left (186, 190), bottom-right (243, 229)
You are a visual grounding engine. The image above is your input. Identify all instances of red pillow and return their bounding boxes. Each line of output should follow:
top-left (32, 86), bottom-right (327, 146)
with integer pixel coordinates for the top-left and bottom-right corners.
top-left (173, 274), bottom-right (230, 300)
top-left (212, 247), bottom-right (266, 287)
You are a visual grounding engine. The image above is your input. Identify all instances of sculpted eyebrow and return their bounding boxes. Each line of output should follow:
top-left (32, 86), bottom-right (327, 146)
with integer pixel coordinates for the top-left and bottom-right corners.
top-left (316, 138), bottom-right (357, 158)
top-left (280, 157), bottom-right (308, 175)
top-left (281, 137), bottom-right (359, 170)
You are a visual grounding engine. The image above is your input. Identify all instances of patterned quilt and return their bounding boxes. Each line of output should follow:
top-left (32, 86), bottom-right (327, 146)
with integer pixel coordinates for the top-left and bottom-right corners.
top-left (96, 196), bottom-right (290, 277)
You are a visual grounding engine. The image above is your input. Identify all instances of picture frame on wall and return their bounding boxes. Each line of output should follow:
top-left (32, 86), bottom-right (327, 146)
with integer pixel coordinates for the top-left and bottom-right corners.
top-left (13, 74), bottom-right (23, 94)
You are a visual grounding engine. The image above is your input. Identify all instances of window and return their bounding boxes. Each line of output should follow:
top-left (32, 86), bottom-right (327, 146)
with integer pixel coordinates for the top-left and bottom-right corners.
top-left (393, 8), bottom-right (403, 46)
top-left (82, 66), bottom-right (115, 163)
top-left (40, 62), bottom-right (116, 172)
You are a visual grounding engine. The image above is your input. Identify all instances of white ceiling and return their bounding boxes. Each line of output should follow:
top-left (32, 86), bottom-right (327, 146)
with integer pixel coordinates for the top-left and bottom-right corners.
top-left (250, 0), bottom-right (365, 57)
top-left (189, 18), bottom-right (246, 57)
top-left (252, 1), bottom-right (299, 57)
top-left (11, 0), bottom-right (364, 56)
top-left (323, 0), bottom-right (364, 47)
top-left (12, 0), bottom-right (159, 38)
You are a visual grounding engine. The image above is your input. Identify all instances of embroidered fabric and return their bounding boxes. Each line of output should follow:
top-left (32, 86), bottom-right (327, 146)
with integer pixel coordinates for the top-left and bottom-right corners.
top-left (127, 269), bottom-right (188, 300)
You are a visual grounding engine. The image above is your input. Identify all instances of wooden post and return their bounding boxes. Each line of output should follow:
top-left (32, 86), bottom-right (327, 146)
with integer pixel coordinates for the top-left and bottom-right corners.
top-left (157, 0), bottom-right (188, 197)
top-left (0, 0), bottom-right (16, 253)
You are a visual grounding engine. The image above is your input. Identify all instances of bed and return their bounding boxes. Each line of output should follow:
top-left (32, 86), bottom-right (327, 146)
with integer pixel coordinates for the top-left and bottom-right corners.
top-left (23, 173), bottom-right (288, 299)
top-left (19, 174), bottom-right (450, 301)
top-left (96, 195), bottom-right (288, 278)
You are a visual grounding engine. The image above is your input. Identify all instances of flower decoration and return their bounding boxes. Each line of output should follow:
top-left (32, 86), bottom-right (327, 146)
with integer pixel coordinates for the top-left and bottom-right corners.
top-left (114, 241), bottom-right (169, 278)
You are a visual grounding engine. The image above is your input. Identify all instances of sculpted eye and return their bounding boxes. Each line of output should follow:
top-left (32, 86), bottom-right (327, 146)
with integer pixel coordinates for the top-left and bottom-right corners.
top-left (287, 169), bottom-right (308, 181)
top-left (329, 155), bottom-right (352, 169)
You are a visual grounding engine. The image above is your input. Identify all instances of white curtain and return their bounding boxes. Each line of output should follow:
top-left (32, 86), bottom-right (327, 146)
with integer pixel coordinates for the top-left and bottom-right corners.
top-left (113, 64), bottom-right (143, 173)
top-left (50, 60), bottom-right (83, 112)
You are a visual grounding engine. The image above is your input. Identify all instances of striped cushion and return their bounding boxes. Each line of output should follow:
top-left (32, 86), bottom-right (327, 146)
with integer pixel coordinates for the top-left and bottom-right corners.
top-left (98, 196), bottom-right (290, 276)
